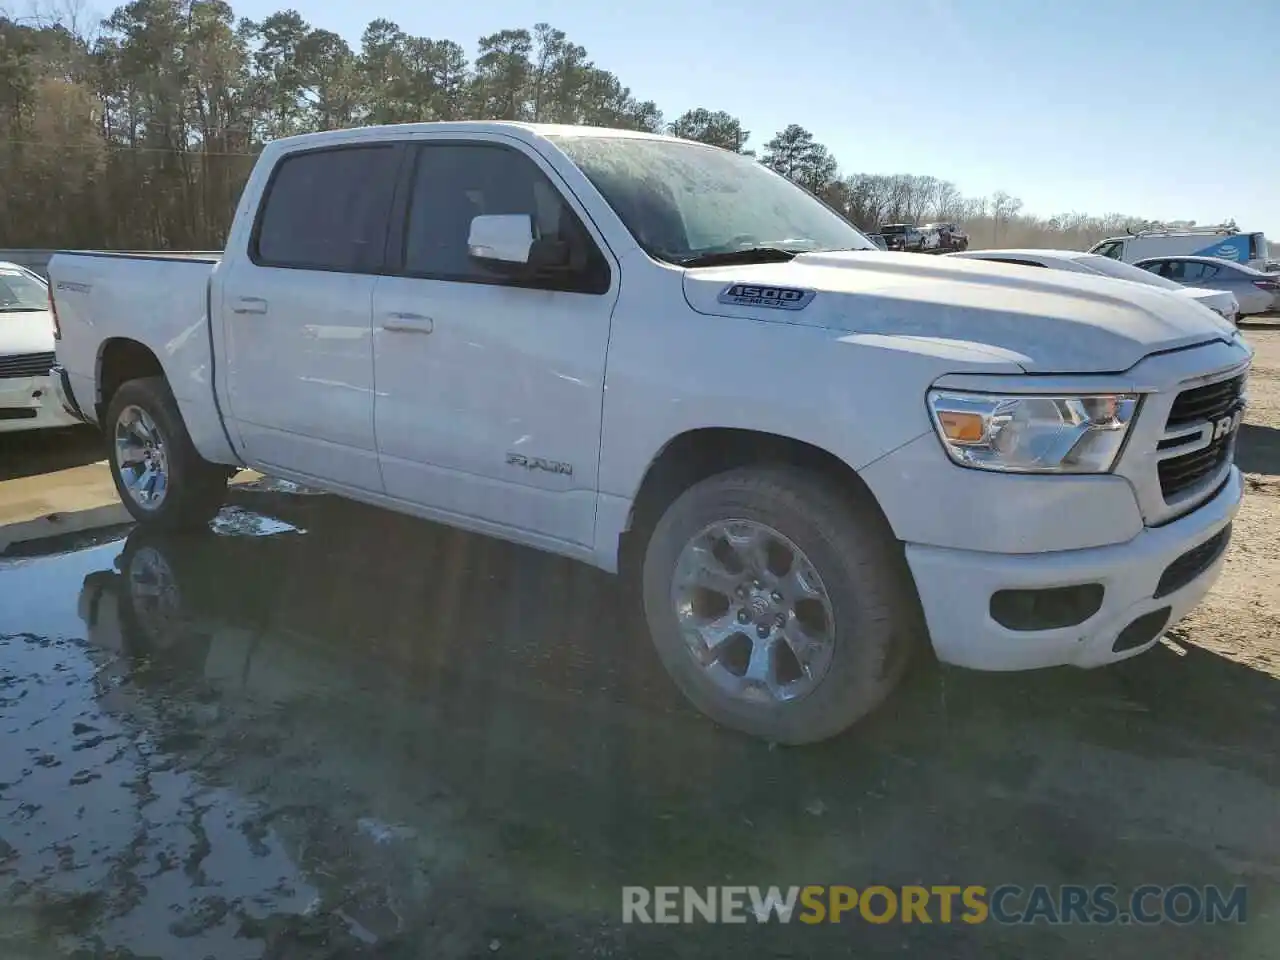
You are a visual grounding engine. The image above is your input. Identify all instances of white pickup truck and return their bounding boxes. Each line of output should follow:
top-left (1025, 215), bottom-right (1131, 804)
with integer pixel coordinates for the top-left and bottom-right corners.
top-left (48, 122), bottom-right (1251, 744)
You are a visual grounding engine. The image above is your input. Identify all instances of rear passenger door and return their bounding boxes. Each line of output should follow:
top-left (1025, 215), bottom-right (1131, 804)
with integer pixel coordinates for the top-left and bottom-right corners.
top-left (217, 143), bottom-right (403, 492)
top-left (370, 137), bottom-right (618, 550)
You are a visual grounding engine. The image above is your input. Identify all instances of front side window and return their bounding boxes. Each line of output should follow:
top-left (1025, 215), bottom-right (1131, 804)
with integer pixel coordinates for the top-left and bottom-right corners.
top-left (254, 145), bottom-right (401, 272)
top-left (550, 135), bottom-right (874, 263)
top-left (401, 143), bottom-right (608, 293)
top-left (1092, 240), bottom-right (1124, 260)
top-left (0, 266), bottom-right (48, 312)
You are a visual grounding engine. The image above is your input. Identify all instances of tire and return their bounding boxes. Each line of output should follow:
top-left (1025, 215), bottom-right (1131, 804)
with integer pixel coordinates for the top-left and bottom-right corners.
top-left (640, 466), bottom-right (920, 745)
top-left (105, 376), bottom-right (227, 530)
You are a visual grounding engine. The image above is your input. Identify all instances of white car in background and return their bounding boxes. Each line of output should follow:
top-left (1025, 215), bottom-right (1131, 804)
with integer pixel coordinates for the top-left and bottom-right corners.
top-left (947, 249), bottom-right (1241, 324)
top-left (0, 261), bottom-right (81, 433)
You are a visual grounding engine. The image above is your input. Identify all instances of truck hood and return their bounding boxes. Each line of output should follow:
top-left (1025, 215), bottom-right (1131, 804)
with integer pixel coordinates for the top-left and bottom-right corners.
top-left (0, 308), bottom-right (55, 356)
top-left (682, 251), bottom-right (1237, 374)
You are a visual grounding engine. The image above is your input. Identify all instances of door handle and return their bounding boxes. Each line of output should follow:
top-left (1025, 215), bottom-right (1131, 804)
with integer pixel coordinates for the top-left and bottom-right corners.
top-left (381, 312), bottom-right (434, 334)
top-left (232, 297), bottom-right (268, 315)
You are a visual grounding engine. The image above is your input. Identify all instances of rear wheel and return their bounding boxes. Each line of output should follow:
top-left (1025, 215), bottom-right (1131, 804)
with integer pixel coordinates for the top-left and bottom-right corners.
top-left (106, 376), bottom-right (228, 530)
top-left (640, 466), bottom-right (920, 744)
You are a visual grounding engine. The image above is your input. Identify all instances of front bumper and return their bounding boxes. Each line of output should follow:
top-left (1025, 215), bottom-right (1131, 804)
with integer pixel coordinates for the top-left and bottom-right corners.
top-left (0, 369), bottom-right (84, 434)
top-left (907, 466), bottom-right (1243, 671)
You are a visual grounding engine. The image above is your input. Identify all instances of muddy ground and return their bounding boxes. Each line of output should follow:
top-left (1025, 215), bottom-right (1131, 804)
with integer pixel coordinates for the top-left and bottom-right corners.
top-left (1, 332), bottom-right (1278, 959)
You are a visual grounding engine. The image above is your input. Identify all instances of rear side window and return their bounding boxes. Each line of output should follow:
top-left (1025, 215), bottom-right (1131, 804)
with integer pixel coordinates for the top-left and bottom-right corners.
top-left (253, 146), bottom-right (400, 272)
top-left (1180, 262), bottom-right (1218, 281)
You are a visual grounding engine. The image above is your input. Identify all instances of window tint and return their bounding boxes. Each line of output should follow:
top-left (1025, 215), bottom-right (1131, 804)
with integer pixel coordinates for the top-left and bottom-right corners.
top-left (401, 143), bottom-right (608, 293)
top-left (254, 146), bottom-right (400, 272)
top-left (1167, 261), bottom-right (1213, 280)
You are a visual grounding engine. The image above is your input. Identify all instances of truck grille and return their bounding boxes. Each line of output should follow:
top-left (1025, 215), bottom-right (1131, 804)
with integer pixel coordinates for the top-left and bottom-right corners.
top-left (1158, 374), bottom-right (1245, 501)
top-left (1158, 438), bottom-right (1232, 498)
top-left (1166, 375), bottom-right (1245, 427)
top-left (0, 351), bottom-right (55, 380)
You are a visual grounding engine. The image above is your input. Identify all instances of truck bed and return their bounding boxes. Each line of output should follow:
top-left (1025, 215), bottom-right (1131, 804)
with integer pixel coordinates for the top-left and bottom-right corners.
top-left (59, 250), bottom-right (222, 264)
top-left (49, 250), bottom-right (236, 467)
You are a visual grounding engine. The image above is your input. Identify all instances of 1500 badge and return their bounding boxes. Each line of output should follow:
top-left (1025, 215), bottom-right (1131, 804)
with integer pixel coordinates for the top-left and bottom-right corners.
top-left (717, 283), bottom-right (815, 311)
top-left (506, 452), bottom-right (573, 476)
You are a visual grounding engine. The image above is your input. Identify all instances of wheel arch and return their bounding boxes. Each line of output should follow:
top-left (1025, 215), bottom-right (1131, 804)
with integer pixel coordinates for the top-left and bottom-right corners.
top-left (616, 427), bottom-right (892, 575)
top-left (94, 335), bottom-right (240, 467)
top-left (96, 337), bottom-right (165, 423)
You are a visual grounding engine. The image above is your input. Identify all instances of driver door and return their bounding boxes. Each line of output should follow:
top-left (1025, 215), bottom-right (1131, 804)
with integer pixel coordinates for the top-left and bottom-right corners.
top-left (371, 138), bottom-right (619, 549)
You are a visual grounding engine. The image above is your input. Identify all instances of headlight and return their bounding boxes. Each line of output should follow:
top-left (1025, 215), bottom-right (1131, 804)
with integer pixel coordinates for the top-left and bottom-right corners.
top-left (928, 390), bottom-right (1139, 473)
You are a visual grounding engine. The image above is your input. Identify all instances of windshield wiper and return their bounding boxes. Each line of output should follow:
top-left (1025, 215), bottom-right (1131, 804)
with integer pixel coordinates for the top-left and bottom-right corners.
top-left (677, 247), bottom-right (800, 268)
top-left (0, 306), bottom-right (46, 313)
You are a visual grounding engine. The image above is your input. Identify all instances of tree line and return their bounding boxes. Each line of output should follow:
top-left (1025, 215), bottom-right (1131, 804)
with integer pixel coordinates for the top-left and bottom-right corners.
top-left (2, 2), bottom-right (1144, 250)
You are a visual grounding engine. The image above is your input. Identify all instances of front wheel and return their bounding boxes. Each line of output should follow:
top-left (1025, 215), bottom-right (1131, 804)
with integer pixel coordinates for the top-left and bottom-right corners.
top-left (106, 376), bottom-right (228, 530)
top-left (641, 467), bottom-right (920, 744)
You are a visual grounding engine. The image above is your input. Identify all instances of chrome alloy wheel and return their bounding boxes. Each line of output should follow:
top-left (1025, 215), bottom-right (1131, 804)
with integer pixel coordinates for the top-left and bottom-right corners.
top-left (670, 519), bottom-right (836, 704)
top-left (114, 404), bottom-right (169, 510)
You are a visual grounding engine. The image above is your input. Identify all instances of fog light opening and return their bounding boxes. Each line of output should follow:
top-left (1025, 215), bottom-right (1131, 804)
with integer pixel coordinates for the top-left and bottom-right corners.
top-left (990, 583), bottom-right (1106, 632)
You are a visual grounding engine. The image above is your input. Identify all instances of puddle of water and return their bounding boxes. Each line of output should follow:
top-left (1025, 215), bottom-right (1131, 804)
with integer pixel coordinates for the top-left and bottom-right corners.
top-left (0, 503), bottom-right (1276, 958)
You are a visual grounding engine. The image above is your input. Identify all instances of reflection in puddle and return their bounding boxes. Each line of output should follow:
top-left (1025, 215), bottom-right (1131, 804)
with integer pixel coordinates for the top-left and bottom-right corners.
top-left (1, 502), bottom-right (1277, 958)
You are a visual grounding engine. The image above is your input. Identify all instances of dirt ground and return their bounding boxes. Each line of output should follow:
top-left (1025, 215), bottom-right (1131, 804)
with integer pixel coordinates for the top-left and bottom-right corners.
top-left (0, 331), bottom-right (1278, 959)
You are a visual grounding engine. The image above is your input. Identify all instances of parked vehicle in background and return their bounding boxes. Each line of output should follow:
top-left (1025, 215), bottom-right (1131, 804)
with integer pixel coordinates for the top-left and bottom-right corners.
top-left (916, 225), bottom-right (941, 251)
top-left (948, 248), bottom-right (1241, 324)
top-left (1091, 224), bottom-right (1277, 272)
top-left (48, 121), bottom-right (1250, 745)
top-left (923, 222), bottom-right (968, 252)
top-left (0, 261), bottom-right (81, 433)
top-left (878, 223), bottom-right (924, 252)
top-left (1134, 256), bottom-right (1280, 317)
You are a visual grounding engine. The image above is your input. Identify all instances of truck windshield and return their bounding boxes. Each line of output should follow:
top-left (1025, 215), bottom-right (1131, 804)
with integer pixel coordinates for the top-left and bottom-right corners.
top-left (549, 136), bottom-right (875, 264)
top-left (0, 268), bottom-right (47, 312)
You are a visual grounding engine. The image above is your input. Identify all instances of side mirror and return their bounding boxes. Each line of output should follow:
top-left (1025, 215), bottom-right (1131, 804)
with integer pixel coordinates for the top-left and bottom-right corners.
top-left (468, 214), bottom-right (574, 274)
top-left (468, 214), bottom-right (534, 266)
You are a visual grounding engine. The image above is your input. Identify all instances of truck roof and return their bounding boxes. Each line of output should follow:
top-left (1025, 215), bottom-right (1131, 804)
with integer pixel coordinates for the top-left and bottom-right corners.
top-left (269, 121), bottom-right (682, 152)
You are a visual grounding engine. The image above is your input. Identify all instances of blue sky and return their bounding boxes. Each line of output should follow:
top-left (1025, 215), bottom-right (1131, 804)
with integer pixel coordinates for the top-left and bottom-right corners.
top-left (226, 0), bottom-right (1279, 235)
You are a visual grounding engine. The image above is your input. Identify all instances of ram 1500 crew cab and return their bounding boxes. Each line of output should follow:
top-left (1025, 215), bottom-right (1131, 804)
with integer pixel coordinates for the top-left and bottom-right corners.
top-left (47, 122), bottom-right (1251, 744)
